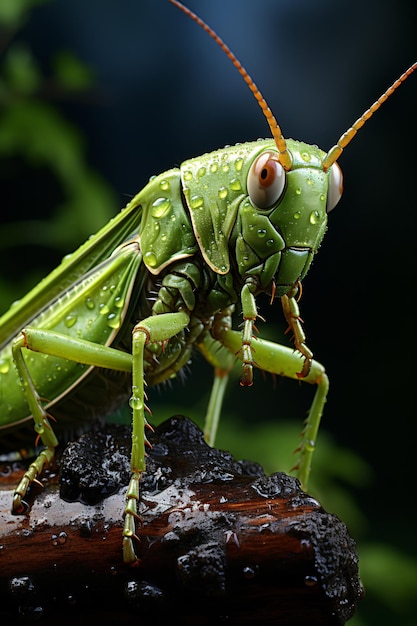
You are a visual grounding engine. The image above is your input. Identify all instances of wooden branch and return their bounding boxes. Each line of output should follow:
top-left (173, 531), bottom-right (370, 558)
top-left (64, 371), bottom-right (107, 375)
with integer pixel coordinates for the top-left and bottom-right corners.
top-left (0, 416), bottom-right (362, 624)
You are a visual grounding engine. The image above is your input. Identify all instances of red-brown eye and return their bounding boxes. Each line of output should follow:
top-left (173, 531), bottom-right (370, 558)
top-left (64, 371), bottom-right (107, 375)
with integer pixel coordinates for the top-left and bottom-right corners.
top-left (247, 150), bottom-right (286, 209)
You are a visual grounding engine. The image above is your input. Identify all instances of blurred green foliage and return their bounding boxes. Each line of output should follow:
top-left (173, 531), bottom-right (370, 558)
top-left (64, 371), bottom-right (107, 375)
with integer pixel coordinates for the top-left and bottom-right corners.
top-left (1, 2), bottom-right (416, 625)
top-left (0, 0), bottom-right (116, 312)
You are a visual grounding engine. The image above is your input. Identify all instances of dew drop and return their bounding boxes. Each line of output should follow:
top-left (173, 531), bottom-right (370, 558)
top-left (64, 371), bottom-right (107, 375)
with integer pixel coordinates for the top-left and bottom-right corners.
top-left (242, 565), bottom-right (258, 580)
top-left (304, 575), bottom-right (318, 587)
top-left (189, 195), bottom-right (204, 210)
top-left (230, 178), bottom-right (242, 191)
top-left (151, 197), bottom-right (172, 219)
top-left (293, 211), bottom-right (301, 220)
top-left (67, 594), bottom-right (77, 606)
top-left (295, 188), bottom-right (302, 195)
top-left (183, 170), bottom-right (193, 181)
top-left (301, 151), bottom-right (311, 162)
top-left (210, 162), bottom-right (218, 173)
top-left (85, 297), bottom-right (95, 310)
top-left (107, 313), bottom-right (120, 329)
top-left (218, 187), bottom-right (228, 200)
top-left (222, 163), bottom-right (230, 173)
top-left (197, 166), bottom-right (206, 178)
top-left (129, 395), bottom-right (144, 411)
top-left (257, 228), bottom-right (267, 238)
top-left (235, 157), bottom-right (244, 171)
top-left (159, 179), bottom-right (170, 191)
top-left (64, 314), bottom-right (77, 328)
top-left (309, 211), bottom-right (320, 225)
top-left (0, 359), bottom-right (10, 374)
top-left (51, 531), bottom-right (68, 546)
top-left (144, 251), bottom-right (158, 267)
top-left (305, 439), bottom-right (316, 452)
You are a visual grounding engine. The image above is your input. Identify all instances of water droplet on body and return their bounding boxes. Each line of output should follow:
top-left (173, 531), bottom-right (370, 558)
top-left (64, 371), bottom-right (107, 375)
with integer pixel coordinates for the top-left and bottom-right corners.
top-left (159, 179), bottom-right (170, 191)
top-left (189, 195), bottom-right (204, 210)
top-left (64, 314), bottom-right (77, 328)
top-left (0, 360), bottom-right (10, 374)
top-left (144, 251), bottom-right (158, 268)
top-left (151, 197), bottom-right (172, 219)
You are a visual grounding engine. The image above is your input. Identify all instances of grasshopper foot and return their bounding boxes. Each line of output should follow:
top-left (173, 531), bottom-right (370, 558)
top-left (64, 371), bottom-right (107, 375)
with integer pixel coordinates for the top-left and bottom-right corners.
top-left (12, 493), bottom-right (30, 515)
top-left (123, 471), bottom-right (142, 565)
top-left (12, 447), bottom-right (55, 515)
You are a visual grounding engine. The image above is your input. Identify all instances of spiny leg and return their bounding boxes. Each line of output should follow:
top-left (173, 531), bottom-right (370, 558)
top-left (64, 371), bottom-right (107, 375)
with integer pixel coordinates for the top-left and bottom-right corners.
top-left (11, 333), bottom-right (59, 513)
top-left (11, 328), bottom-right (133, 512)
top-left (292, 370), bottom-right (329, 490)
top-left (197, 331), bottom-right (236, 446)
top-left (239, 281), bottom-right (260, 386)
top-left (215, 324), bottom-right (329, 492)
top-left (122, 310), bottom-right (190, 566)
top-left (281, 287), bottom-right (313, 378)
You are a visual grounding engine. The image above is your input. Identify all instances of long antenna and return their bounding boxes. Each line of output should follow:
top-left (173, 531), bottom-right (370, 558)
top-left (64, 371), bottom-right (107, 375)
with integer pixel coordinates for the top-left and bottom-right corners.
top-left (322, 61), bottom-right (417, 170)
top-left (169, 0), bottom-right (292, 171)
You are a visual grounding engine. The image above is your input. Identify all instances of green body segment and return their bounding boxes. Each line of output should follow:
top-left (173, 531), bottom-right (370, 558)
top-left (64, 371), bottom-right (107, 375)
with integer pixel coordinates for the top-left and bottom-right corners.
top-left (0, 137), bottom-right (334, 565)
top-left (138, 168), bottom-right (198, 273)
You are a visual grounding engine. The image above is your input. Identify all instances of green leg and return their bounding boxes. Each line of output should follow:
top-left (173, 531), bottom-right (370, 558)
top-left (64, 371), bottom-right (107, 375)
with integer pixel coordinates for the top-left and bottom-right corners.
top-left (216, 325), bottom-right (329, 492)
top-left (203, 371), bottom-right (230, 447)
top-left (11, 329), bottom-right (133, 513)
top-left (197, 333), bottom-right (236, 446)
top-left (122, 310), bottom-right (190, 566)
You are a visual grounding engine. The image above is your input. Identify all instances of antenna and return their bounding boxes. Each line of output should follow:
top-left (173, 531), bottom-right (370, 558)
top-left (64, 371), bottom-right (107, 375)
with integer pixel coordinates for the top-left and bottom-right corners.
top-left (322, 61), bottom-right (417, 170)
top-left (169, 0), bottom-right (292, 170)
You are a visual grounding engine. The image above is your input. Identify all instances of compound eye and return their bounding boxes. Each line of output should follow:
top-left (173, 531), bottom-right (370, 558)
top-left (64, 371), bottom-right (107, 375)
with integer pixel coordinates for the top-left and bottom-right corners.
top-left (326, 162), bottom-right (343, 213)
top-left (247, 150), bottom-right (286, 209)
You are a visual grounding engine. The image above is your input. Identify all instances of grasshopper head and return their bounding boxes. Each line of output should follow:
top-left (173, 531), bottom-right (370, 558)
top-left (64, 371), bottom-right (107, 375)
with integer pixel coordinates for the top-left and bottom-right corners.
top-left (236, 139), bottom-right (342, 296)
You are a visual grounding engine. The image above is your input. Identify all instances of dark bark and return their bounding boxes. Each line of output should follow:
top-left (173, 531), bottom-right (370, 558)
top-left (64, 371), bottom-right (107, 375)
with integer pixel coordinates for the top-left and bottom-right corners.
top-left (0, 416), bottom-right (362, 624)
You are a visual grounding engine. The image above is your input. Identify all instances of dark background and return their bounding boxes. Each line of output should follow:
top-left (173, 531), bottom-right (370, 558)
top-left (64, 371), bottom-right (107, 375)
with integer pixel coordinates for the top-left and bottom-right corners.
top-left (1, 1), bottom-right (417, 624)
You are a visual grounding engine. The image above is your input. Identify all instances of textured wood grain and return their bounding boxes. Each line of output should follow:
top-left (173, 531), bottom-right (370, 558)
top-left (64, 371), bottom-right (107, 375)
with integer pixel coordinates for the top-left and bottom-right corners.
top-left (0, 416), bottom-right (362, 624)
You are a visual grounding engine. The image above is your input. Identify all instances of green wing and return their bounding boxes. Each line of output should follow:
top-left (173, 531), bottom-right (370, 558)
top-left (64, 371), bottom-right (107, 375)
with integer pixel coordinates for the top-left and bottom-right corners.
top-left (0, 193), bottom-right (143, 347)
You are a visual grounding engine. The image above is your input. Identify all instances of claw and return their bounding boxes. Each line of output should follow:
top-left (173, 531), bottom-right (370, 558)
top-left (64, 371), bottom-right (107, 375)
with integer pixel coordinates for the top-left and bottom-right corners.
top-left (296, 355), bottom-right (312, 379)
top-left (12, 494), bottom-right (29, 515)
top-left (240, 363), bottom-right (253, 386)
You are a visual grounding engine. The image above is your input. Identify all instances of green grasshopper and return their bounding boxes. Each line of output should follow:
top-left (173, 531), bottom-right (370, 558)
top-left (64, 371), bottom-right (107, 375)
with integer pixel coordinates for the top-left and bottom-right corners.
top-left (0, 0), bottom-right (415, 565)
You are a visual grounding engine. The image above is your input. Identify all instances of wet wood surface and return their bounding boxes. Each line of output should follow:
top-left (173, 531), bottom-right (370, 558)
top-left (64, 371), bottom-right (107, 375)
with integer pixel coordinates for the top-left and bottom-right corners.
top-left (0, 417), bottom-right (362, 624)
